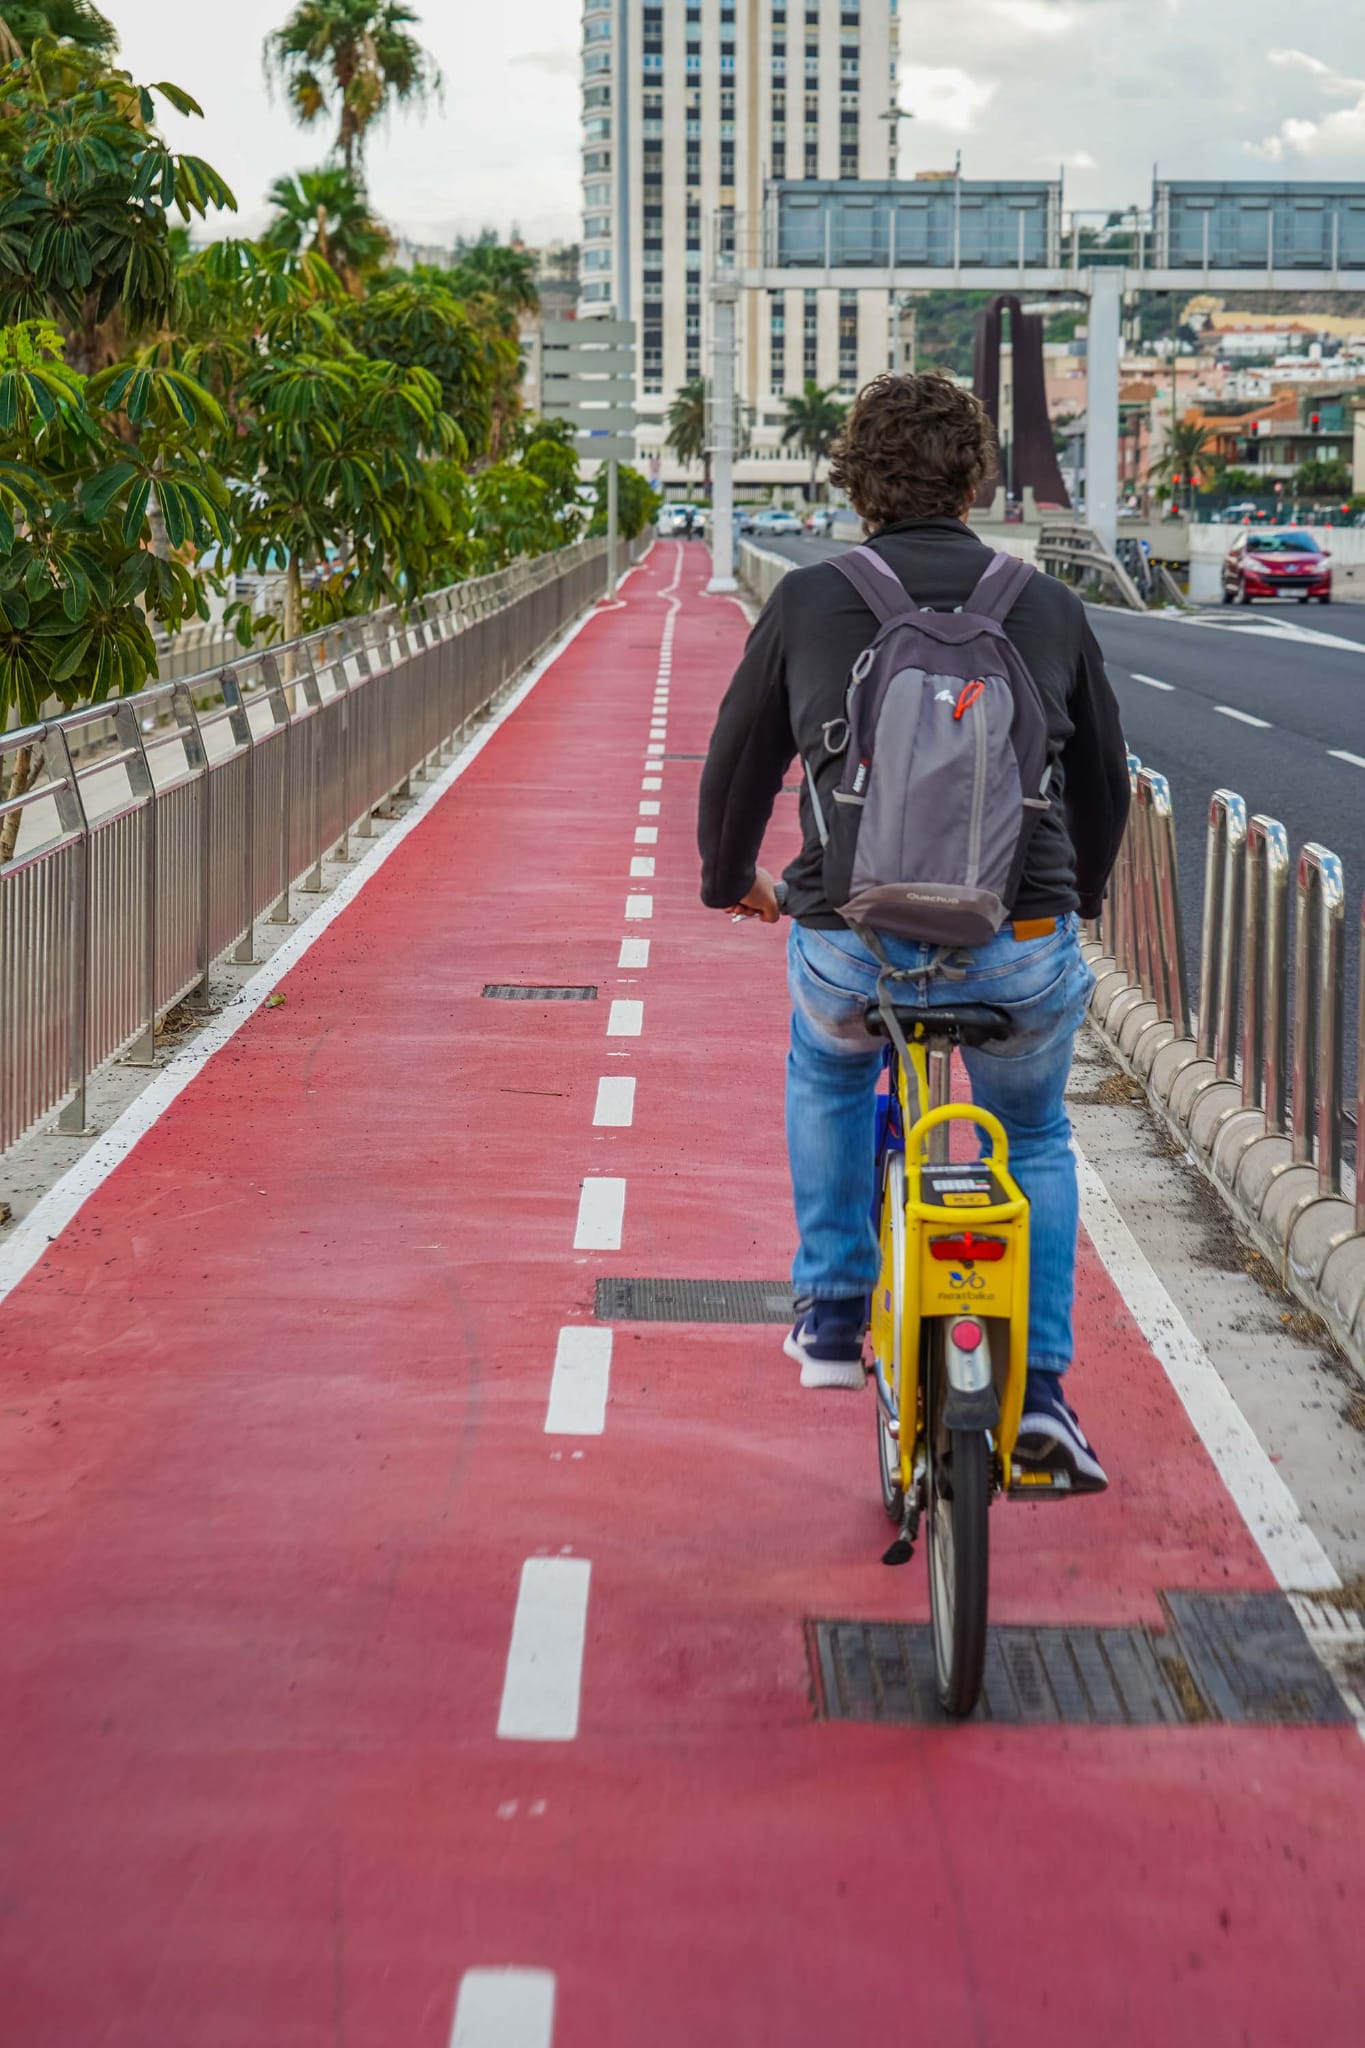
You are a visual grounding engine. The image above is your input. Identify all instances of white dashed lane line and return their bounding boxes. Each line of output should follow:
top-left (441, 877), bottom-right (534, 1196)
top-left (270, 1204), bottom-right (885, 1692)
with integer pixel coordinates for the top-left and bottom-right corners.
top-left (635, 827), bottom-right (658, 845)
top-left (618, 937), bottom-right (650, 967)
top-left (1131, 672), bottom-right (1176, 692)
top-left (545, 1326), bottom-right (613, 1436)
top-left (1330, 749), bottom-right (1365, 769)
top-left (496, 1558), bottom-right (591, 1741)
top-left (639, 800), bottom-right (660, 816)
top-left (1214, 705), bottom-right (1272, 729)
top-left (629, 857), bottom-right (656, 878)
top-left (450, 1968), bottom-right (556, 2048)
top-left (607, 999), bottom-right (643, 1036)
top-left (593, 1076), bottom-right (636, 1126)
top-left (625, 894), bottom-right (653, 920)
top-left (573, 1176), bottom-right (625, 1249)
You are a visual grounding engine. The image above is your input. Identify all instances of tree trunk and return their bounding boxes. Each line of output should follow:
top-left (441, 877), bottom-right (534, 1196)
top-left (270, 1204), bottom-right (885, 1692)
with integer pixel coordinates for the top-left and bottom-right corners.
top-left (0, 744), bottom-right (44, 866)
top-left (284, 555), bottom-right (303, 648)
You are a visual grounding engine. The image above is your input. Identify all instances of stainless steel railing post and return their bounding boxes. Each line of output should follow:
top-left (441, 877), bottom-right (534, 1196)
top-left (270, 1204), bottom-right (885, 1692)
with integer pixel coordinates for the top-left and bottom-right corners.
top-left (170, 683), bottom-right (215, 1007)
top-left (113, 701), bottom-right (161, 1067)
top-left (1137, 768), bottom-right (1191, 1035)
top-left (44, 725), bottom-right (93, 1135)
top-left (259, 653), bottom-right (294, 927)
top-left (1291, 844), bottom-right (1346, 1194)
top-left (1241, 816), bottom-right (1290, 1133)
top-left (1197, 789), bottom-right (1247, 1075)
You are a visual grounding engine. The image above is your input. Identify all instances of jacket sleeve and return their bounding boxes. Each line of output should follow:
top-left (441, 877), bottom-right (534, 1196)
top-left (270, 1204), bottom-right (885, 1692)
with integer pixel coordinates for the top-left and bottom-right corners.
top-left (1062, 620), bottom-right (1131, 920)
top-left (697, 585), bottom-right (797, 908)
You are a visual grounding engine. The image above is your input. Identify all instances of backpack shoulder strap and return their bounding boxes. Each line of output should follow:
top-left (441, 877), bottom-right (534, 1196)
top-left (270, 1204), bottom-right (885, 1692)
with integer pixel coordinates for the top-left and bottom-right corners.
top-left (963, 549), bottom-right (1035, 624)
top-left (828, 543), bottom-right (922, 626)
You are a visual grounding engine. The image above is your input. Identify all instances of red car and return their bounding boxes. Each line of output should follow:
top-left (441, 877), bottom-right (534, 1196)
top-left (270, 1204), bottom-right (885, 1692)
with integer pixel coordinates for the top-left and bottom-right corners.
top-left (1222, 530), bottom-right (1332, 605)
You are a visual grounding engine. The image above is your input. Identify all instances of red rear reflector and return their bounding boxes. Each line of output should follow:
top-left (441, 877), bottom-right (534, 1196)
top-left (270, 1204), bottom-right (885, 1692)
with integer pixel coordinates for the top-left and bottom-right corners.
top-left (952, 1320), bottom-right (983, 1351)
top-left (928, 1233), bottom-right (1007, 1263)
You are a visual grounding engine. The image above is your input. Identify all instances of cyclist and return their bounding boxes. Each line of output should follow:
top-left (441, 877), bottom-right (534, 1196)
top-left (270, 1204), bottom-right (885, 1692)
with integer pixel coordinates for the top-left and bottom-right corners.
top-left (697, 373), bottom-right (1130, 1492)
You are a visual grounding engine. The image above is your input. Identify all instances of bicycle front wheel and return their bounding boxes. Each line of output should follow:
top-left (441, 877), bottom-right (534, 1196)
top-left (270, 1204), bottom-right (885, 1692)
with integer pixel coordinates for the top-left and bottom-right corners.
top-left (925, 1327), bottom-right (990, 1718)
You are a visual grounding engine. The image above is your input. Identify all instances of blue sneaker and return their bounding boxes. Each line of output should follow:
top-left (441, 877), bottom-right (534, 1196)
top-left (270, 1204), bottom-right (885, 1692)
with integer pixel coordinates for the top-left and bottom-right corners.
top-left (1015, 1373), bottom-right (1109, 1494)
top-left (783, 1296), bottom-right (867, 1390)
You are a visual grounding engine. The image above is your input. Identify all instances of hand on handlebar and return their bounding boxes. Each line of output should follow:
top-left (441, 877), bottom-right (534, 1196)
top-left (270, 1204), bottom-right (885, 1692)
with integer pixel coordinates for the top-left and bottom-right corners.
top-left (726, 867), bottom-right (784, 924)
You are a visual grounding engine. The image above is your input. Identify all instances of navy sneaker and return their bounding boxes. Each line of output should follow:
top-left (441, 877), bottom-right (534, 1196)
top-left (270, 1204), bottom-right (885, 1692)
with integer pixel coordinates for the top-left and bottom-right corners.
top-left (1014, 1373), bottom-right (1109, 1493)
top-left (783, 1296), bottom-right (867, 1390)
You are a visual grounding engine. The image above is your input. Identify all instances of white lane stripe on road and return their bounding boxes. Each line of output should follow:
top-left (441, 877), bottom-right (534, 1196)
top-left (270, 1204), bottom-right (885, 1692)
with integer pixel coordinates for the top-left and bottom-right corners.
top-left (1131, 673), bottom-right (1176, 692)
top-left (1076, 1150), bottom-right (1338, 1593)
top-left (646, 743), bottom-right (665, 756)
top-left (573, 1177), bottom-right (625, 1250)
top-left (635, 826), bottom-right (658, 845)
top-left (607, 999), bottom-right (643, 1037)
top-left (450, 1969), bottom-right (556, 2048)
top-left (545, 1326), bottom-right (613, 1435)
top-left (642, 776), bottom-right (662, 791)
top-left (618, 937), bottom-right (650, 968)
top-left (639, 800), bottom-right (660, 815)
top-left (497, 1558), bottom-right (591, 1740)
top-left (1329, 749), bottom-right (1365, 769)
top-left (593, 1075), bottom-right (636, 1126)
top-left (624, 894), bottom-right (653, 920)
top-left (1214, 705), bottom-right (1272, 729)
top-left (630, 856), bottom-right (656, 877)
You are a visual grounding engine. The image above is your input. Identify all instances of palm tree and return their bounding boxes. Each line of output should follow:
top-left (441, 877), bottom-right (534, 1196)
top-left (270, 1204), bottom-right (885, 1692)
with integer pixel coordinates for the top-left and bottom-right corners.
top-left (449, 241), bottom-right (540, 318)
top-left (1153, 419), bottom-right (1215, 514)
top-left (665, 378), bottom-right (709, 491)
top-left (264, 1), bottom-right (441, 179)
top-left (781, 380), bottom-right (848, 501)
top-left (261, 166), bottom-right (391, 293)
top-left (0, 0), bottom-right (115, 53)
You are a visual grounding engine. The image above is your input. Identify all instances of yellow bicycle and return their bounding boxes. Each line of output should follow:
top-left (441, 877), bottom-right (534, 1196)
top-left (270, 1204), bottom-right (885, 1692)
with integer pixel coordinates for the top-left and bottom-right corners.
top-left (867, 995), bottom-right (1048, 1717)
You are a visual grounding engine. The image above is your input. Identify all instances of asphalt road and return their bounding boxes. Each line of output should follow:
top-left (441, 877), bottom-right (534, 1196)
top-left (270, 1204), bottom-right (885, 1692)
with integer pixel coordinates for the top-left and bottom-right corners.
top-left (750, 533), bottom-right (1365, 1098)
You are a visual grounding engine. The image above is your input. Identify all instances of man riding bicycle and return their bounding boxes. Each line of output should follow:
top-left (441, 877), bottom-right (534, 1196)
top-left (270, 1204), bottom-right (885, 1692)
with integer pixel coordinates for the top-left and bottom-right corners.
top-left (697, 373), bottom-right (1130, 1493)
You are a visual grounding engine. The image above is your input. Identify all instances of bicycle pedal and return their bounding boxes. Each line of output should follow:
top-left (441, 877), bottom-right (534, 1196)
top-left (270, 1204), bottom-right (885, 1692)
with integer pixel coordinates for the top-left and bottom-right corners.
top-left (1008, 1465), bottom-right (1073, 1498)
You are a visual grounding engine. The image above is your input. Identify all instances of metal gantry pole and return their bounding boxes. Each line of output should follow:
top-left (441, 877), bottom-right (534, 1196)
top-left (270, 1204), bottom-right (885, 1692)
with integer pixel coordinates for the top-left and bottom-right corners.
top-left (606, 458), bottom-right (619, 602)
top-left (708, 273), bottom-right (739, 596)
top-left (1086, 268), bottom-right (1122, 557)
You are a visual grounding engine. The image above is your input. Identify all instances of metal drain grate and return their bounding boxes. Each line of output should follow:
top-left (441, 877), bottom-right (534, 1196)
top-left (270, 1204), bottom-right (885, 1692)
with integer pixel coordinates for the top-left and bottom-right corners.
top-left (595, 1277), bottom-right (795, 1324)
top-left (811, 1592), bottom-right (1351, 1728)
top-left (482, 985), bottom-right (598, 1001)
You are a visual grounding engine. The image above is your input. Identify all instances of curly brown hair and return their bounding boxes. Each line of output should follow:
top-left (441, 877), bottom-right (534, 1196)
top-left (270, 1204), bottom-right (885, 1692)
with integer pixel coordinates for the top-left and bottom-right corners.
top-left (828, 372), bottom-right (998, 528)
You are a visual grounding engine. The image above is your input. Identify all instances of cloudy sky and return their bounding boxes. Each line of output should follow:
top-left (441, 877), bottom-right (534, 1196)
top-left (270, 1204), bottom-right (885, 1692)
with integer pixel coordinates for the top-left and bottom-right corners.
top-left (110, 0), bottom-right (1365, 247)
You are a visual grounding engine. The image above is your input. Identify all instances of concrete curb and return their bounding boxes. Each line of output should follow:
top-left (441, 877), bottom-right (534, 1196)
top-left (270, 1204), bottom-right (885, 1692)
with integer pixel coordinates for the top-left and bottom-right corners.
top-left (1080, 940), bottom-right (1365, 1382)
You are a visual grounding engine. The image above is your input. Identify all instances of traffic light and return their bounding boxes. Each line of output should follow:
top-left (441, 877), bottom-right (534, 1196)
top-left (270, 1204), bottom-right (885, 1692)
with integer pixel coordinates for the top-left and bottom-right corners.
top-left (1310, 412), bottom-right (1321, 430)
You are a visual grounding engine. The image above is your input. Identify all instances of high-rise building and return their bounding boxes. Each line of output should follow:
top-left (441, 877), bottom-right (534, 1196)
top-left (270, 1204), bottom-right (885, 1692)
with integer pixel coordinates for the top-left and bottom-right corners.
top-left (579, 0), bottom-right (901, 490)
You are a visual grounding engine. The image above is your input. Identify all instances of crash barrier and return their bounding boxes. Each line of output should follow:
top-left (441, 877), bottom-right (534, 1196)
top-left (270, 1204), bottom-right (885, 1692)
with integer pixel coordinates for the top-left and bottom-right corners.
top-left (1037, 523), bottom-right (1146, 612)
top-left (0, 536), bottom-right (636, 1158)
top-left (737, 539), bottom-right (795, 607)
top-left (1087, 763), bottom-right (1365, 1377)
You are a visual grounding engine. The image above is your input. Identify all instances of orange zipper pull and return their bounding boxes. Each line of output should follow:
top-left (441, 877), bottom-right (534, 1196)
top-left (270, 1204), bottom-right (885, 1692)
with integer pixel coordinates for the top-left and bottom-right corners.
top-left (954, 680), bottom-right (986, 721)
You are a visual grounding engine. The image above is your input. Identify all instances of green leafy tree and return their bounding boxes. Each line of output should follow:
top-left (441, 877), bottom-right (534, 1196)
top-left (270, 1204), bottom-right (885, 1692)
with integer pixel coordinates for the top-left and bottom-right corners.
top-left (342, 274), bottom-right (515, 461)
top-left (1295, 457), bottom-right (1351, 499)
top-left (589, 463), bottom-right (660, 544)
top-left (0, 319), bottom-right (230, 847)
top-left (665, 378), bottom-right (708, 491)
top-left (264, 1), bottom-right (442, 179)
top-left (0, 1), bottom-right (116, 54)
top-left (0, 44), bottom-right (236, 372)
top-left (262, 165), bottom-right (391, 294)
top-left (781, 380), bottom-right (847, 501)
top-left (448, 241), bottom-right (538, 317)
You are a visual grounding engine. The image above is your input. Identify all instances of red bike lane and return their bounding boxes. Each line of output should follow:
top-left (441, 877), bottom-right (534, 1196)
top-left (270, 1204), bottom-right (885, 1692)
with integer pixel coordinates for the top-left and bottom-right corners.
top-left (0, 540), bottom-right (1361, 2046)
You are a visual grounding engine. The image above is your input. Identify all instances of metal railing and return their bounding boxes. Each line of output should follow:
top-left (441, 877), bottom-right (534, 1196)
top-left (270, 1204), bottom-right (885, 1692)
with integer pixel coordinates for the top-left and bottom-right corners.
top-left (0, 537), bottom-right (619, 1158)
top-left (1037, 524), bottom-right (1146, 611)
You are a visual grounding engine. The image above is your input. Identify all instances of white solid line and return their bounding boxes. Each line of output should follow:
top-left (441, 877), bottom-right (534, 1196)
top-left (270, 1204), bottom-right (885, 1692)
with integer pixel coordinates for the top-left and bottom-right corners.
top-left (624, 894), bottom-right (653, 920)
top-left (607, 999), bottom-right (643, 1037)
top-left (635, 826), bottom-right (658, 845)
top-left (618, 937), bottom-right (650, 968)
top-left (1329, 749), bottom-right (1365, 769)
top-left (573, 1176), bottom-right (625, 1250)
top-left (0, 598), bottom-right (613, 1313)
top-left (450, 1968), bottom-right (556, 2048)
top-left (639, 800), bottom-right (660, 815)
top-left (545, 1326), bottom-right (613, 1435)
top-left (1075, 1150), bottom-right (1338, 1592)
top-left (497, 1558), bottom-right (591, 1741)
top-left (629, 856), bottom-right (655, 877)
top-left (1214, 705), bottom-right (1272, 729)
top-left (593, 1075), bottom-right (636, 1126)
top-left (1131, 673), bottom-right (1176, 692)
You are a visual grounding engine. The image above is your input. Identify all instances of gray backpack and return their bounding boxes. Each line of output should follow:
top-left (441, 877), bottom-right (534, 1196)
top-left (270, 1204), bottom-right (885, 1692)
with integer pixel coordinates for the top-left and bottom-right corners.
top-left (804, 545), bottom-right (1053, 947)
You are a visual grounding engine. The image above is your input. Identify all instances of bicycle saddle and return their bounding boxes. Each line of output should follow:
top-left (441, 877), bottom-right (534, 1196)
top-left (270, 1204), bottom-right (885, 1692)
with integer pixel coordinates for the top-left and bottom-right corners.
top-left (864, 1001), bottom-right (1015, 1049)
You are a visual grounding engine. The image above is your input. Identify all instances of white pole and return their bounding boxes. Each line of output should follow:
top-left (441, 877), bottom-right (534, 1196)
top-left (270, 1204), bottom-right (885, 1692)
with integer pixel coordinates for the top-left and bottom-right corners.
top-left (606, 458), bottom-right (619, 600)
top-left (1086, 269), bottom-right (1122, 558)
top-left (708, 277), bottom-right (739, 595)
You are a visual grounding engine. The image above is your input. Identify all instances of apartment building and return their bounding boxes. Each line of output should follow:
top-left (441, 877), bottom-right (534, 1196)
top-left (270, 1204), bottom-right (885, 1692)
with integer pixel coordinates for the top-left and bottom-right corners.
top-left (580, 0), bottom-right (901, 490)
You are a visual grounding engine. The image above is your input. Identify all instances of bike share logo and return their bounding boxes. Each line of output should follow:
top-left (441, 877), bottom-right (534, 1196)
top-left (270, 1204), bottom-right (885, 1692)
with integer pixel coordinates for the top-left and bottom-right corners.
top-left (950, 1269), bottom-right (987, 1291)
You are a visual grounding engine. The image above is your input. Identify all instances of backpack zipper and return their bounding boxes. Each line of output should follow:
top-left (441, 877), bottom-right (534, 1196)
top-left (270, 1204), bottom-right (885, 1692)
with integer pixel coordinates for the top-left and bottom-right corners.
top-left (964, 683), bottom-right (989, 887)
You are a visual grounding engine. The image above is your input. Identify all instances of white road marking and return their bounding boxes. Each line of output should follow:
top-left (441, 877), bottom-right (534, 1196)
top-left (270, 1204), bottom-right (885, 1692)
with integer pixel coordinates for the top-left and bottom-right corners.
top-left (497, 1558), bottom-right (591, 1740)
top-left (607, 999), bottom-right (643, 1037)
top-left (1131, 672), bottom-right (1176, 692)
top-left (1214, 705), bottom-right (1272, 729)
top-left (573, 1176), bottom-right (626, 1249)
top-left (618, 937), bottom-right (650, 968)
top-left (1179, 612), bottom-right (1365, 655)
top-left (545, 1326), bottom-right (613, 1435)
top-left (593, 1075), bottom-right (636, 1126)
top-left (1076, 1150), bottom-right (1338, 1592)
top-left (1329, 748), bottom-right (1365, 769)
top-left (450, 1969), bottom-right (556, 2048)
top-left (630, 856), bottom-right (655, 877)
top-left (639, 800), bottom-right (660, 815)
top-left (642, 776), bottom-right (662, 791)
top-left (624, 894), bottom-right (653, 919)
top-left (646, 743), bottom-right (665, 756)
top-left (635, 826), bottom-right (658, 845)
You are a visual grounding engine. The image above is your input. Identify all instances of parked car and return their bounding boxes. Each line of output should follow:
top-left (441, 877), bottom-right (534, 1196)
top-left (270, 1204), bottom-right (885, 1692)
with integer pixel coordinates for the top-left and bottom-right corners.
top-left (804, 507), bottom-right (838, 535)
top-left (1222, 529), bottom-right (1332, 605)
top-left (751, 507), bottom-right (805, 536)
top-left (658, 503), bottom-right (706, 537)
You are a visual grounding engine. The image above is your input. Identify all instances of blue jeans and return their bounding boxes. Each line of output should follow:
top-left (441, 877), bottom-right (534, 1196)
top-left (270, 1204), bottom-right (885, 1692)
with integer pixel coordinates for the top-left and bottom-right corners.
top-left (786, 917), bottom-right (1095, 1376)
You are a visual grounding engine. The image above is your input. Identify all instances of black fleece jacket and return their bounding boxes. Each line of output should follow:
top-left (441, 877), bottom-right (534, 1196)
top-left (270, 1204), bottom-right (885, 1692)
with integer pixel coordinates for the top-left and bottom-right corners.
top-left (697, 517), bottom-right (1131, 927)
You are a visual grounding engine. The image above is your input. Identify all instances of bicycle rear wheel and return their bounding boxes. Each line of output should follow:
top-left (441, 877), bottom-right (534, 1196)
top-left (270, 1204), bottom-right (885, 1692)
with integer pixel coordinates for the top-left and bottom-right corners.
top-left (925, 1324), bottom-right (990, 1717)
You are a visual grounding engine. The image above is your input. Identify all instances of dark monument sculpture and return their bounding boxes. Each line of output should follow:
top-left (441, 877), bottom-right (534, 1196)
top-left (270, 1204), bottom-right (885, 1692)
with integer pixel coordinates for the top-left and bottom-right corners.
top-left (972, 294), bottom-right (1071, 513)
